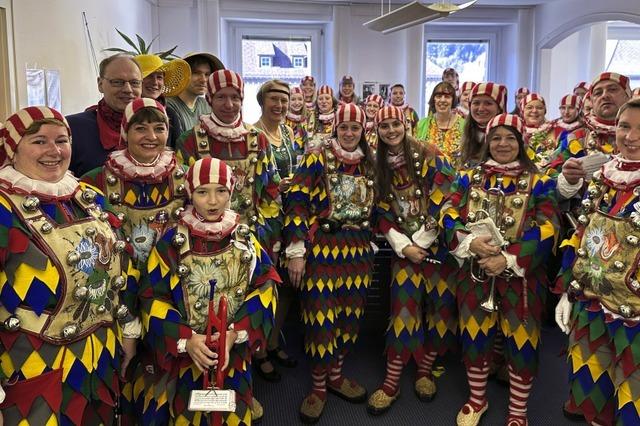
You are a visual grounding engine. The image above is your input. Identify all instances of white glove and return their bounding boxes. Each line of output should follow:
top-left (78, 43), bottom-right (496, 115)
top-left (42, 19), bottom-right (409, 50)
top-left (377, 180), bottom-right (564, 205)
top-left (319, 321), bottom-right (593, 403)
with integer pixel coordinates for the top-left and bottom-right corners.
top-left (555, 293), bottom-right (572, 335)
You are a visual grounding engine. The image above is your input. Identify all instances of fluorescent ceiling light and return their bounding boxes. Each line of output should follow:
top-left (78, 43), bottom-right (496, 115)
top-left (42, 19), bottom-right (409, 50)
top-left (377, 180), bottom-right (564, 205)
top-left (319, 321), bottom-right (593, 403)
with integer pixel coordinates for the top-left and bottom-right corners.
top-left (363, 1), bottom-right (477, 34)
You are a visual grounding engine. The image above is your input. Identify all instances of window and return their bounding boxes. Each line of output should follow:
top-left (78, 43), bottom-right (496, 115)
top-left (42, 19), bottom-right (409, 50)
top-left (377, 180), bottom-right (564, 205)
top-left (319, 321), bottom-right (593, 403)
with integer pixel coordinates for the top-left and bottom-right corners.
top-left (423, 40), bottom-right (489, 114)
top-left (259, 56), bottom-right (272, 68)
top-left (606, 40), bottom-right (640, 89)
top-left (241, 36), bottom-right (312, 122)
top-left (292, 56), bottom-right (305, 68)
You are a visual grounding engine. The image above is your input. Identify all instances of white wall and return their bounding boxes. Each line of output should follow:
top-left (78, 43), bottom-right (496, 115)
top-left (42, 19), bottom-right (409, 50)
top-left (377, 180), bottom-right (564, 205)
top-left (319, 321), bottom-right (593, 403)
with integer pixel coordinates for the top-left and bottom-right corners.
top-left (11, 0), bottom-right (155, 115)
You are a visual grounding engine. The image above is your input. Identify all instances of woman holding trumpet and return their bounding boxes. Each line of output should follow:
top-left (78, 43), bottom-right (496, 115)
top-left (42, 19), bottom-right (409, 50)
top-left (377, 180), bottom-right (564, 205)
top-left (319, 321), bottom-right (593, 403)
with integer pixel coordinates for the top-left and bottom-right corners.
top-left (441, 113), bottom-right (560, 426)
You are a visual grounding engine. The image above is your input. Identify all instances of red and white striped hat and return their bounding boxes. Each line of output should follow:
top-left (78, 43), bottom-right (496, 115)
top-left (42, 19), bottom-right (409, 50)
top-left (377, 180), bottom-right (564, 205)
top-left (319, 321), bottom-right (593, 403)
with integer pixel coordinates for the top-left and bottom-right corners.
top-left (335, 103), bottom-right (365, 127)
top-left (185, 157), bottom-right (235, 196)
top-left (573, 81), bottom-right (589, 92)
top-left (471, 82), bottom-right (508, 113)
top-left (460, 82), bottom-right (476, 93)
top-left (516, 87), bottom-right (530, 96)
top-left (317, 85), bottom-right (333, 97)
top-left (290, 86), bottom-right (303, 96)
top-left (340, 75), bottom-right (354, 85)
top-left (374, 105), bottom-right (405, 126)
top-left (1, 106), bottom-right (70, 164)
top-left (589, 72), bottom-right (632, 97)
top-left (560, 94), bottom-right (582, 109)
top-left (365, 94), bottom-right (385, 108)
top-left (206, 69), bottom-right (244, 103)
top-left (485, 113), bottom-right (525, 142)
top-left (520, 93), bottom-right (546, 111)
top-left (301, 76), bottom-right (315, 85)
top-left (120, 98), bottom-right (168, 144)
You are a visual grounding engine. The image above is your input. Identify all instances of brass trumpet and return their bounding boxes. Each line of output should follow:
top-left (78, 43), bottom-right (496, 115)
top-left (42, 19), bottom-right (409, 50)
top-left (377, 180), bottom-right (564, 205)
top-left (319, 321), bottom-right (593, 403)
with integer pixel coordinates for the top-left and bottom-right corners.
top-left (468, 176), bottom-right (511, 313)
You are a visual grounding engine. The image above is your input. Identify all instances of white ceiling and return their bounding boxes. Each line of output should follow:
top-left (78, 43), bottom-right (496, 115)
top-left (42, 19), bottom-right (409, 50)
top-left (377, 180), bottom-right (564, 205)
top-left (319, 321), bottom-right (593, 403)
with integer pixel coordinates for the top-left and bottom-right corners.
top-left (262, 0), bottom-right (559, 5)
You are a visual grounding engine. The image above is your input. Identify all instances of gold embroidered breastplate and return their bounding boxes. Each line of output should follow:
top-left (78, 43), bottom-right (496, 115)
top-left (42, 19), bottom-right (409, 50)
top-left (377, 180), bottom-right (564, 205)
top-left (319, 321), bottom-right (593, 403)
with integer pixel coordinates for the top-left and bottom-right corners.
top-left (0, 188), bottom-right (127, 344)
top-left (571, 187), bottom-right (640, 318)
top-left (323, 147), bottom-right (375, 229)
top-left (103, 166), bottom-right (187, 264)
top-left (386, 165), bottom-right (432, 235)
top-left (174, 224), bottom-right (255, 333)
top-left (465, 170), bottom-right (533, 243)
top-left (194, 125), bottom-right (261, 227)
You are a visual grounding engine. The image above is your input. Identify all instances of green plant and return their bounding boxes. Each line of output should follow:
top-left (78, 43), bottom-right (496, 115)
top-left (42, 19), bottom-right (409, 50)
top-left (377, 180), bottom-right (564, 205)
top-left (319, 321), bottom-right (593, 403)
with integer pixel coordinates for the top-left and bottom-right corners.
top-left (104, 28), bottom-right (178, 59)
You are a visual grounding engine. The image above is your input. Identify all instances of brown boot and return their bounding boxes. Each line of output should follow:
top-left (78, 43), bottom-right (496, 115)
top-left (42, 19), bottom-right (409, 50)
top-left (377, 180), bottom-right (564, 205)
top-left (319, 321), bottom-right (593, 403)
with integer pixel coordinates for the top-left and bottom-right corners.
top-left (299, 393), bottom-right (326, 424)
top-left (327, 377), bottom-right (367, 403)
top-left (414, 376), bottom-right (437, 402)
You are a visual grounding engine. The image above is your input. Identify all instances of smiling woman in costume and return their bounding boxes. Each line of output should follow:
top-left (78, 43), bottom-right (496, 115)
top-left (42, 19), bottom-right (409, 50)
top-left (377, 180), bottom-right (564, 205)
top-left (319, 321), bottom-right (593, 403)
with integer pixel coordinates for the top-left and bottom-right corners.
top-left (0, 107), bottom-right (138, 425)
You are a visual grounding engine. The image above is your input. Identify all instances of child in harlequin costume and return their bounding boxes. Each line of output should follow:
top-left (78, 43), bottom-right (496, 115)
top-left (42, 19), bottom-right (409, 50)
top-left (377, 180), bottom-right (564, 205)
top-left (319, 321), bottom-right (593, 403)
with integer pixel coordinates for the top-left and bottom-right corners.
top-left (300, 76), bottom-right (317, 137)
top-left (367, 106), bottom-right (458, 414)
top-left (460, 82), bottom-right (508, 169)
top-left (554, 99), bottom-right (640, 426)
top-left (388, 84), bottom-right (420, 137)
top-left (364, 94), bottom-right (385, 151)
top-left (174, 69), bottom-right (282, 261)
top-left (285, 86), bottom-right (310, 150)
top-left (284, 103), bottom-right (377, 424)
top-left (81, 98), bottom-right (188, 423)
top-left (0, 107), bottom-right (139, 425)
top-left (550, 94), bottom-right (584, 141)
top-left (520, 93), bottom-right (557, 167)
top-left (455, 81), bottom-right (476, 119)
top-left (441, 113), bottom-right (560, 426)
top-left (139, 157), bottom-right (279, 425)
top-left (511, 87), bottom-right (530, 116)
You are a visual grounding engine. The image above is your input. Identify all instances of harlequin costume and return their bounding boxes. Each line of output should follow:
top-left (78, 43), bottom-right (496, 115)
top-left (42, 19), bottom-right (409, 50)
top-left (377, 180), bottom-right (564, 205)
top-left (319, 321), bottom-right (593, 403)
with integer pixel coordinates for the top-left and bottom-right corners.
top-left (0, 107), bottom-right (139, 425)
top-left (175, 70), bottom-right (282, 257)
top-left (313, 85), bottom-right (337, 139)
top-left (511, 87), bottom-right (530, 116)
top-left (368, 106), bottom-right (458, 414)
top-left (389, 84), bottom-right (419, 137)
top-left (337, 75), bottom-right (361, 106)
top-left (520, 94), bottom-right (557, 167)
top-left (441, 114), bottom-right (560, 426)
top-left (284, 104), bottom-right (376, 423)
top-left (300, 76), bottom-right (317, 138)
top-left (284, 87), bottom-right (310, 151)
top-left (550, 94), bottom-right (584, 140)
top-left (139, 157), bottom-right (279, 425)
top-left (548, 73), bottom-right (631, 177)
top-left (364, 94), bottom-right (385, 151)
top-left (415, 113), bottom-right (465, 168)
top-left (455, 81), bottom-right (476, 119)
top-left (554, 154), bottom-right (640, 425)
top-left (255, 121), bottom-right (304, 182)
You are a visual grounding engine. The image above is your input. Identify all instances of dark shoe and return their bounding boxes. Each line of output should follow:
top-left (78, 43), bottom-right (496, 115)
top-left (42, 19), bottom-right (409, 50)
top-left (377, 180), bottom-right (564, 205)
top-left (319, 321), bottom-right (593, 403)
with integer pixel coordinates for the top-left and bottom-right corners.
top-left (253, 355), bottom-right (281, 382)
top-left (299, 393), bottom-right (326, 424)
top-left (267, 346), bottom-right (298, 368)
top-left (562, 400), bottom-right (585, 421)
top-left (367, 388), bottom-right (399, 415)
top-left (327, 377), bottom-right (367, 403)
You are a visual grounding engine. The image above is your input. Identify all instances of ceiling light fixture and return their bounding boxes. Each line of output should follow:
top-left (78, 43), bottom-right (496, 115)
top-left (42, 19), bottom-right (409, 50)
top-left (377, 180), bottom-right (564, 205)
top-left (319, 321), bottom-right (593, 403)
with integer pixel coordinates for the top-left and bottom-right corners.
top-left (363, 1), bottom-right (477, 34)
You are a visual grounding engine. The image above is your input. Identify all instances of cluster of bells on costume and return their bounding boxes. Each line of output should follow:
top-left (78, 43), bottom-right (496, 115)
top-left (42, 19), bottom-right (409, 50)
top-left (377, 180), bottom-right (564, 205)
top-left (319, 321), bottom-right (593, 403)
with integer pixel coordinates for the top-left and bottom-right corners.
top-left (196, 127), bottom-right (260, 144)
top-left (22, 189), bottom-right (113, 224)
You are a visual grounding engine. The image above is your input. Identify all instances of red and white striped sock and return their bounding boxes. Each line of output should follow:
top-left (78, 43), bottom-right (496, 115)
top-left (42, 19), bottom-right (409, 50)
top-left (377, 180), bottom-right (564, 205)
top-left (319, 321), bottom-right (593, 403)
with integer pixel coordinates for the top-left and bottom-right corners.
top-left (466, 363), bottom-right (489, 410)
top-left (381, 356), bottom-right (403, 396)
top-left (508, 366), bottom-right (532, 419)
top-left (311, 366), bottom-right (328, 400)
top-left (328, 352), bottom-right (345, 386)
top-left (416, 351), bottom-right (437, 379)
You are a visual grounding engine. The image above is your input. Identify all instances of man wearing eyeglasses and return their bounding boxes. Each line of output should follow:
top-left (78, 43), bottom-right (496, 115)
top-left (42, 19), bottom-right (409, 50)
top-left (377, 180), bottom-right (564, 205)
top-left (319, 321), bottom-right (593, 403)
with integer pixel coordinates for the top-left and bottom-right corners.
top-left (67, 54), bottom-right (142, 176)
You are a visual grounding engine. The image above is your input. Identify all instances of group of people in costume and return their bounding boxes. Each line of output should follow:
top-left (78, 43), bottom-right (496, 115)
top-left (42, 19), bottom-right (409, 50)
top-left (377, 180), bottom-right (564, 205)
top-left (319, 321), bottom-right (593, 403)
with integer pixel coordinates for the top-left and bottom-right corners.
top-left (0, 45), bottom-right (639, 426)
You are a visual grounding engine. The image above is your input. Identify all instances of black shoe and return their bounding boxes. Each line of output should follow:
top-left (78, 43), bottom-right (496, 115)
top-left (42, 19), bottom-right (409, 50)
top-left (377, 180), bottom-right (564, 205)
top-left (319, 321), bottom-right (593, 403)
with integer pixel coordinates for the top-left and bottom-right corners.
top-left (267, 346), bottom-right (298, 368)
top-left (253, 356), bottom-right (281, 382)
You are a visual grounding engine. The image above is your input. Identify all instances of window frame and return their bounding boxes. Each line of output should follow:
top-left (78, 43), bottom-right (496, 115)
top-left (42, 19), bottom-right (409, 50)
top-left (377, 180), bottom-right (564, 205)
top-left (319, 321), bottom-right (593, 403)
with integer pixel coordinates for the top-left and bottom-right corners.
top-left (258, 55), bottom-right (273, 68)
top-left (292, 55), bottom-right (305, 68)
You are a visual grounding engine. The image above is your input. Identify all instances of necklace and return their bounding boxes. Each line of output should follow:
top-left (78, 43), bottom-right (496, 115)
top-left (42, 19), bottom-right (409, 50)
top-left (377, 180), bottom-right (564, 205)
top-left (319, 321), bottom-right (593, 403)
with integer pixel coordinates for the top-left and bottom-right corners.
top-left (257, 119), bottom-right (282, 145)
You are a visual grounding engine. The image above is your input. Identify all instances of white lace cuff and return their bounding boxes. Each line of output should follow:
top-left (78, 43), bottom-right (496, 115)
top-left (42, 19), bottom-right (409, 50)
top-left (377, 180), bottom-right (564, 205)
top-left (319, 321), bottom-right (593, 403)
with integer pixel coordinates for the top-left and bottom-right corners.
top-left (451, 232), bottom-right (476, 266)
top-left (122, 317), bottom-right (142, 339)
top-left (503, 251), bottom-right (525, 277)
top-left (557, 173), bottom-right (583, 199)
top-left (285, 241), bottom-right (306, 258)
top-left (412, 226), bottom-right (438, 249)
top-left (385, 228), bottom-right (413, 258)
top-left (177, 338), bottom-right (188, 354)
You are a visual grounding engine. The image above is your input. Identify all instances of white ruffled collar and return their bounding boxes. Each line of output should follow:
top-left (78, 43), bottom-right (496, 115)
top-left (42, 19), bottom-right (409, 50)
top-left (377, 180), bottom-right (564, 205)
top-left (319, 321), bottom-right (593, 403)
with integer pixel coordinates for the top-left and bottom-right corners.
top-left (329, 138), bottom-right (364, 164)
top-left (0, 166), bottom-right (79, 198)
top-left (179, 205), bottom-right (239, 241)
top-left (199, 111), bottom-right (249, 143)
top-left (106, 149), bottom-right (177, 181)
top-left (318, 111), bottom-right (335, 122)
top-left (600, 155), bottom-right (640, 187)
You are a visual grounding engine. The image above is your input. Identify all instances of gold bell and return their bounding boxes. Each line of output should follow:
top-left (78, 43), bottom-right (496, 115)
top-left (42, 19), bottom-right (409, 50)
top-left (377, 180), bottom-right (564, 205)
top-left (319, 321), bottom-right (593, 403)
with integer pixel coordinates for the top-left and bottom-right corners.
top-left (387, 193), bottom-right (395, 201)
top-left (172, 207), bottom-right (185, 220)
top-left (62, 323), bottom-right (79, 339)
top-left (517, 179), bottom-right (528, 190)
top-left (472, 174), bottom-right (482, 184)
top-left (367, 180), bottom-right (374, 187)
top-left (21, 196), bottom-right (40, 212)
top-left (41, 222), bottom-right (53, 234)
top-left (96, 305), bottom-right (107, 314)
top-left (3, 316), bottom-right (20, 332)
top-left (242, 198), bottom-right (253, 208)
top-left (614, 261), bottom-right (625, 271)
top-left (577, 215), bottom-right (589, 226)
top-left (235, 287), bottom-right (244, 297)
top-left (236, 224), bottom-right (250, 238)
top-left (503, 216), bottom-right (516, 227)
top-left (626, 235), bottom-right (639, 246)
top-left (619, 304), bottom-right (634, 319)
top-left (631, 280), bottom-right (640, 291)
top-left (581, 199), bottom-right (592, 210)
top-left (396, 217), bottom-right (404, 224)
top-left (106, 175), bottom-right (118, 186)
top-left (569, 280), bottom-right (581, 291)
top-left (412, 152), bottom-right (420, 160)
top-left (326, 152), bottom-right (335, 161)
top-left (328, 165), bottom-right (336, 172)
top-left (82, 189), bottom-right (97, 203)
top-left (172, 233), bottom-right (186, 247)
top-left (576, 248), bottom-right (587, 258)
top-left (73, 286), bottom-right (88, 301)
top-left (321, 223), bottom-right (331, 232)
top-left (109, 193), bottom-right (121, 204)
top-left (241, 252), bottom-right (253, 263)
top-left (66, 251), bottom-right (81, 266)
top-left (176, 184), bottom-right (186, 195)
top-left (414, 189), bottom-right (423, 197)
top-left (470, 191), bottom-right (480, 201)
top-left (414, 161), bottom-right (421, 169)
top-left (112, 276), bottom-right (126, 290)
top-left (335, 203), bottom-right (343, 211)
top-left (330, 176), bottom-right (339, 185)
top-left (249, 215), bottom-right (258, 224)
top-left (361, 221), bottom-right (370, 229)
top-left (117, 212), bottom-right (126, 222)
top-left (213, 258), bottom-right (223, 267)
top-left (115, 304), bottom-right (129, 319)
top-left (176, 263), bottom-right (190, 277)
top-left (175, 168), bottom-right (185, 179)
top-left (85, 227), bottom-right (96, 237)
top-left (247, 177), bottom-right (255, 185)
top-left (194, 300), bottom-right (204, 310)
top-left (114, 240), bottom-right (126, 253)
top-left (467, 212), bottom-right (477, 222)
top-left (511, 197), bottom-right (524, 208)
top-left (250, 157), bottom-right (258, 164)
top-left (198, 139), bottom-right (208, 148)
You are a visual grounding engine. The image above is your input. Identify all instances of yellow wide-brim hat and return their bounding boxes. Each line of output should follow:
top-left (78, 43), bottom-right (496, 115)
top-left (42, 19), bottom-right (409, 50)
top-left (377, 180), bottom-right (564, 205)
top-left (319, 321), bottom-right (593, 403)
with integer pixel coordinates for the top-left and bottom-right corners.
top-left (134, 54), bottom-right (191, 97)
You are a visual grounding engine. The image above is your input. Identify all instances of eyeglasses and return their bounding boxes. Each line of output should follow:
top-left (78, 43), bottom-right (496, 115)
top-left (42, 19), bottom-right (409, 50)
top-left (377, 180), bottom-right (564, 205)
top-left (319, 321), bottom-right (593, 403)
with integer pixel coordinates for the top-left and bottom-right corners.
top-left (102, 78), bottom-right (143, 88)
